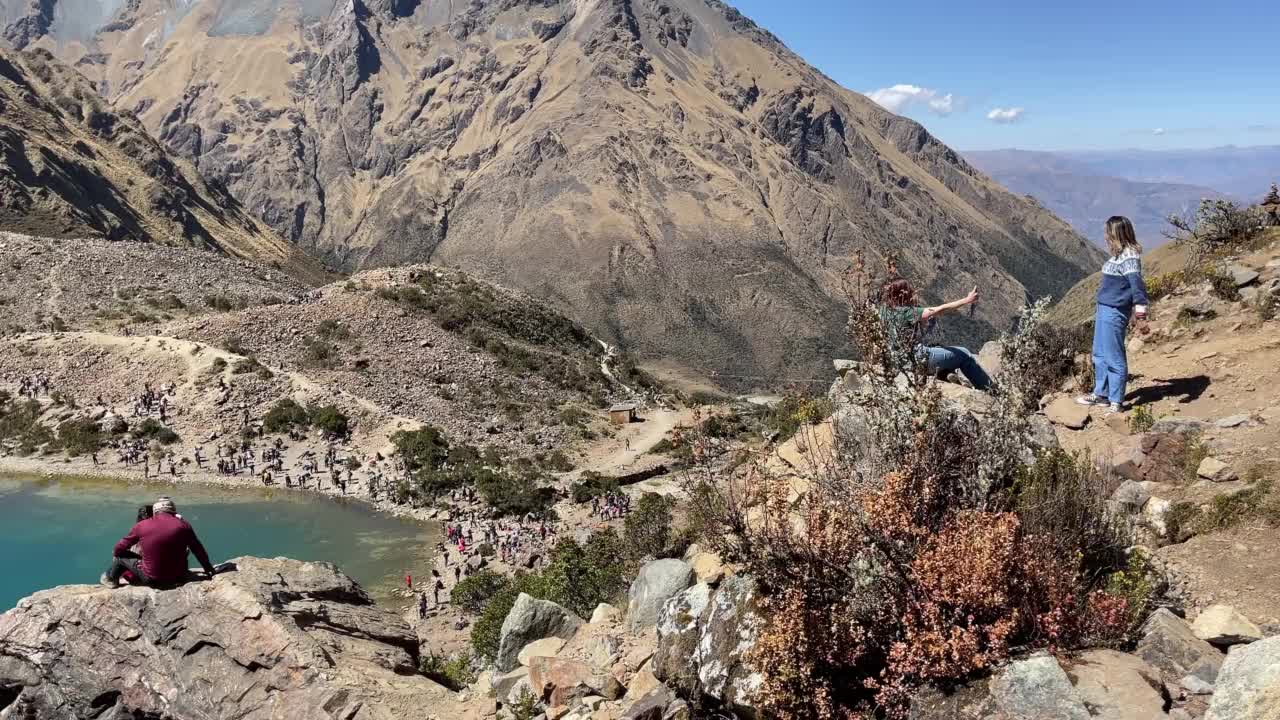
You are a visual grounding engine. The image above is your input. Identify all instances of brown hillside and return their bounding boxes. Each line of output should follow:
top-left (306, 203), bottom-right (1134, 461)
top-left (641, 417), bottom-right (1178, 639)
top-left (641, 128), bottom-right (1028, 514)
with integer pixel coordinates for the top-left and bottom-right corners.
top-left (0, 48), bottom-right (330, 284)
top-left (4, 0), bottom-right (1102, 385)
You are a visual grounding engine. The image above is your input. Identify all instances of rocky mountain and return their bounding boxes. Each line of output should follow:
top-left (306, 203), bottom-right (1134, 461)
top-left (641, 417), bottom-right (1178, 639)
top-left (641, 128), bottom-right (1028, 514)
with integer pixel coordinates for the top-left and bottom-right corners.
top-left (965, 149), bottom-right (1223, 248)
top-left (0, 48), bottom-right (330, 283)
top-left (2, 0), bottom-right (1102, 383)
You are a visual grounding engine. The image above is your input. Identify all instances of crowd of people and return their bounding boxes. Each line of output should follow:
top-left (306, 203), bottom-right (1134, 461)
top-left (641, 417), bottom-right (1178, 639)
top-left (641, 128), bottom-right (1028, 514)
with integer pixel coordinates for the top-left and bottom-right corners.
top-left (590, 491), bottom-right (632, 520)
top-left (15, 373), bottom-right (50, 399)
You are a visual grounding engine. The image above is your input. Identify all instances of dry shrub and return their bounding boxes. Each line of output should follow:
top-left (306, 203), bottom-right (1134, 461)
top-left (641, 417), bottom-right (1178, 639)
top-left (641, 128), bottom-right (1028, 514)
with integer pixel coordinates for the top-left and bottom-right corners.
top-left (682, 257), bottom-right (1134, 719)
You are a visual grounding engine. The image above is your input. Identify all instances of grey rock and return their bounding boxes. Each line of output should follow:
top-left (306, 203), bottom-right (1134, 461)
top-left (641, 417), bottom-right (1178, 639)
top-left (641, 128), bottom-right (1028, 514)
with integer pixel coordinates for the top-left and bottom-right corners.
top-left (1151, 418), bottom-right (1212, 435)
top-left (1227, 264), bottom-right (1260, 287)
top-left (1111, 479), bottom-right (1152, 513)
top-left (1067, 649), bottom-right (1168, 720)
top-left (627, 559), bottom-right (696, 632)
top-left (1206, 635), bottom-right (1280, 720)
top-left (1197, 457), bottom-right (1237, 483)
top-left (1191, 605), bottom-right (1263, 647)
top-left (620, 686), bottom-right (679, 720)
top-left (1181, 674), bottom-right (1215, 695)
top-left (988, 655), bottom-right (1089, 720)
top-left (654, 577), bottom-right (764, 718)
top-left (497, 593), bottom-right (584, 672)
top-left (1136, 608), bottom-right (1225, 683)
top-left (1214, 414), bottom-right (1251, 429)
top-left (0, 557), bottom-right (462, 719)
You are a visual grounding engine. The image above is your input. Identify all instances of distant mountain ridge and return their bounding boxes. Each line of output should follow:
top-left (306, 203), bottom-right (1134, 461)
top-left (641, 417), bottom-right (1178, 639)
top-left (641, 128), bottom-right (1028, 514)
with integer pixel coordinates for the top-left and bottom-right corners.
top-left (2, 0), bottom-right (1102, 384)
top-left (964, 149), bottom-right (1225, 246)
top-left (967, 146), bottom-right (1279, 247)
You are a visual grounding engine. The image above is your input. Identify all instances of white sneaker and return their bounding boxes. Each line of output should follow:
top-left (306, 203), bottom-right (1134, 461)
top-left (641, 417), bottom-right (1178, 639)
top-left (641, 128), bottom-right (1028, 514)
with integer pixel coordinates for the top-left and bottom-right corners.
top-left (1104, 403), bottom-right (1124, 415)
top-left (1076, 394), bottom-right (1103, 406)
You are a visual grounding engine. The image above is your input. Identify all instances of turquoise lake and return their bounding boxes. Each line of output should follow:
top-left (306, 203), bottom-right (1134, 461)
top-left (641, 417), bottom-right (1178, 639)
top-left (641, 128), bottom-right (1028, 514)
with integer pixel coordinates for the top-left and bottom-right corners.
top-left (0, 474), bottom-right (438, 610)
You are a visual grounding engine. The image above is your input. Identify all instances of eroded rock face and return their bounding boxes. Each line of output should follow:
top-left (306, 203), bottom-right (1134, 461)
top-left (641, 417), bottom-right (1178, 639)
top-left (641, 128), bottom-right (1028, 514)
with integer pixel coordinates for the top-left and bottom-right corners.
top-left (0, 557), bottom-right (461, 720)
top-left (653, 576), bottom-right (763, 717)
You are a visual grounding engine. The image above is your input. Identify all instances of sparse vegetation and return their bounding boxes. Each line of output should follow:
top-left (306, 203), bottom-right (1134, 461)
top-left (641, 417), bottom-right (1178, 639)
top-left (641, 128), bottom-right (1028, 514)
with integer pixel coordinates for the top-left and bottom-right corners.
top-left (418, 653), bottom-right (475, 691)
top-left (624, 492), bottom-right (676, 562)
top-left (1128, 405), bottom-right (1155, 434)
top-left (680, 260), bottom-right (1136, 718)
top-left (1165, 198), bottom-right (1264, 260)
top-left (263, 399), bottom-right (310, 434)
top-left (571, 470), bottom-right (619, 503)
top-left (469, 530), bottom-right (629, 660)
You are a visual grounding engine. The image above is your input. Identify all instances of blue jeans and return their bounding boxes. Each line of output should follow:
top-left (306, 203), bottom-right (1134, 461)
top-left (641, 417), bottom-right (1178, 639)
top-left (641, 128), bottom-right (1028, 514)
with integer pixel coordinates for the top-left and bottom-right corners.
top-left (1092, 304), bottom-right (1130, 404)
top-left (922, 345), bottom-right (991, 390)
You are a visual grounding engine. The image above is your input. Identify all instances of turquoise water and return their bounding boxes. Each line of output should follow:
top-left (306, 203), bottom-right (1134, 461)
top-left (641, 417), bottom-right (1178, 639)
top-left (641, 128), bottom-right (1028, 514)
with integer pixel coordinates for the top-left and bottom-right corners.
top-left (0, 474), bottom-right (438, 610)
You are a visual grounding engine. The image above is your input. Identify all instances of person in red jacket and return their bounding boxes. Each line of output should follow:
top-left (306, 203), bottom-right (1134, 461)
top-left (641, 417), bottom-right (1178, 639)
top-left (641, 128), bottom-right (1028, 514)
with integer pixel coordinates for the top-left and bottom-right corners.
top-left (101, 497), bottom-right (217, 588)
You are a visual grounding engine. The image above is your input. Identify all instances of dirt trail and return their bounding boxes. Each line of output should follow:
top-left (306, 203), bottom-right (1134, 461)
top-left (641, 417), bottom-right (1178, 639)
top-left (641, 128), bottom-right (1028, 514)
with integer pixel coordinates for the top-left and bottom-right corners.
top-left (580, 407), bottom-right (693, 476)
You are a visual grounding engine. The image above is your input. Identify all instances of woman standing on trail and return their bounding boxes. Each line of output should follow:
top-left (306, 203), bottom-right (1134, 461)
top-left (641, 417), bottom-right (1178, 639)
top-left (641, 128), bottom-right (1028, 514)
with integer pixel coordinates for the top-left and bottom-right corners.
top-left (1078, 216), bottom-right (1149, 414)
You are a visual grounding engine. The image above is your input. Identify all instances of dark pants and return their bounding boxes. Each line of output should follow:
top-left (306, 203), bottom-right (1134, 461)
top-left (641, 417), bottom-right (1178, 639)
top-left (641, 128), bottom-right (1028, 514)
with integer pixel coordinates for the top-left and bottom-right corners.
top-left (106, 555), bottom-right (150, 585)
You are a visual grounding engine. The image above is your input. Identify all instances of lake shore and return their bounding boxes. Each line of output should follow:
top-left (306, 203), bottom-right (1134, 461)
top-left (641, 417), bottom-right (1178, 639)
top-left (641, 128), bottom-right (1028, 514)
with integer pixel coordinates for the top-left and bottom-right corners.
top-left (0, 451), bottom-right (443, 525)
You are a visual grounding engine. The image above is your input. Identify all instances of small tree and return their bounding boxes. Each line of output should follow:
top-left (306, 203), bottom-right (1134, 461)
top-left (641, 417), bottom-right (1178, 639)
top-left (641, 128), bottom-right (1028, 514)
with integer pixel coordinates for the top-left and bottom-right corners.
top-left (624, 492), bottom-right (676, 562)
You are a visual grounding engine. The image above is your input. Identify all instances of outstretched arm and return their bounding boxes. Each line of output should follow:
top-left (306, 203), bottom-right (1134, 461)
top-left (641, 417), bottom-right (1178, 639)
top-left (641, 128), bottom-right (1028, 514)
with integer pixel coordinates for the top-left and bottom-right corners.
top-left (921, 287), bottom-right (979, 322)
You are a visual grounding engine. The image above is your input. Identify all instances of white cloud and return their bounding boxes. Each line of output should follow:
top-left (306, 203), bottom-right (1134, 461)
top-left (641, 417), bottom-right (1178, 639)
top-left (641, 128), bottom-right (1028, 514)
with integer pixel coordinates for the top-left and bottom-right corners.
top-left (1153, 127), bottom-right (1166, 135)
top-left (866, 84), bottom-right (959, 116)
top-left (986, 107), bottom-right (1026, 124)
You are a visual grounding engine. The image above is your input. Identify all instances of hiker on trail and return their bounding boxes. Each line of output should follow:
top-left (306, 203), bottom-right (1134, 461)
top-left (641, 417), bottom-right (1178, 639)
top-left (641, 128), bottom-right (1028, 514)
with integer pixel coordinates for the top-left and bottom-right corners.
top-left (1078, 216), bottom-right (1149, 415)
top-left (879, 278), bottom-right (991, 391)
top-left (101, 497), bottom-right (216, 588)
top-left (405, 572), bottom-right (413, 592)
top-left (418, 592), bottom-right (428, 620)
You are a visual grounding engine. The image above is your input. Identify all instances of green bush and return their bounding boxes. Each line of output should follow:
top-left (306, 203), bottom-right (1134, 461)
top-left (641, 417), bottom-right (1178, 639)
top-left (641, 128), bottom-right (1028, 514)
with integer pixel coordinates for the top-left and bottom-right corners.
top-left (418, 653), bottom-right (475, 691)
top-left (301, 338), bottom-right (339, 369)
top-left (763, 393), bottom-right (833, 441)
top-left (1103, 549), bottom-right (1159, 638)
top-left (54, 418), bottom-right (103, 457)
top-left (392, 426), bottom-right (451, 472)
top-left (263, 399), bottom-right (309, 434)
top-left (1128, 405), bottom-right (1155, 434)
top-left (624, 493), bottom-right (676, 562)
top-left (476, 466), bottom-right (556, 517)
top-left (471, 580), bottom-right (526, 660)
top-left (1207, 268), bottom-right (1242, 302)
top-left (571, 471), bottom-right (619, 503)
top-left (317, 319), bottom-right (352, 340)
top-left (307, 404), bottom-right (349, 437)
top-left (452, 571), bottom-right (512, 614)
top-left (132, 418), bottom-right (179, 445)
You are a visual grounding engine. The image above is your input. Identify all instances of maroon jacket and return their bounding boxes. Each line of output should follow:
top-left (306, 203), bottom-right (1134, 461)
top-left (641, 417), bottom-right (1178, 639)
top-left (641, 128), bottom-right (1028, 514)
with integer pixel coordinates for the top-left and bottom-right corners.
top-left (113, 512), bottom-right (215, 583)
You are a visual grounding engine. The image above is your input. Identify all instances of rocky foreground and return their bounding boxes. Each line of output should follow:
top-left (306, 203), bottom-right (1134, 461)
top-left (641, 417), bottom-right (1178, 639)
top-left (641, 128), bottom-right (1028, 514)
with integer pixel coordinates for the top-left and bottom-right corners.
top-left (4, 550), bottom-right (1279, 719)
top-left (0, 557), bottom-right (469, 720)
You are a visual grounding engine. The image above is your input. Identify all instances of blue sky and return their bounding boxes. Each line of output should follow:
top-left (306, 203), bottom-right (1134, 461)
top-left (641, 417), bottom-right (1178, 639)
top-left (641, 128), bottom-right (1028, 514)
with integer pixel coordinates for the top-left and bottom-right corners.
top-left (728, 0), bottom-right (1280, 152)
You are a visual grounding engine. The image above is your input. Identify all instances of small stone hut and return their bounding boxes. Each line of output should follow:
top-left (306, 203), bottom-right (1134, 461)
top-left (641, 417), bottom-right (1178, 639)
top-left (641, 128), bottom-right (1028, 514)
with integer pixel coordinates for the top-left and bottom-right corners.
top-left (608, 402), bottom-right (638, 425)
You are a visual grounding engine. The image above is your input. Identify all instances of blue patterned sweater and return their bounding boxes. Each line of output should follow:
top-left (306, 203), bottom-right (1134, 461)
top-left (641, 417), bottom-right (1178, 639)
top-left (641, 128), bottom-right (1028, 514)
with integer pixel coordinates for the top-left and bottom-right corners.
top-left (1096, 248), bottom-right (1150, 310)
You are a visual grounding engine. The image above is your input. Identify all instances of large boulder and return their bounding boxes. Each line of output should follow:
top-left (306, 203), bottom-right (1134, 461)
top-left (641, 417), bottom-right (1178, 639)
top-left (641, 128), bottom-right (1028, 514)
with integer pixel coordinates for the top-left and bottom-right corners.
top-left (627, 559), bottom-right (696, 633)
top-left (1136, 608), bottom-right (1225, 684)
top-left (0, 557), bottom-right (463, 719)
top-left (1206, 635), bottom-right (1280, 720)
top-left (987, 655), bottom-right (1090, 720)
top-left (1065, 650), bottom-right (1168, 720)
top-left (1191, 605), bottom-right (1263, 648)
top-left (1044, 396), bottom-right (1091, 430)
top-left (496, 594), bottom-right (584, 672)
top-left (526, 656), bottom-right (624, 707)
top-left (653, 576), bottom-right (764, 718)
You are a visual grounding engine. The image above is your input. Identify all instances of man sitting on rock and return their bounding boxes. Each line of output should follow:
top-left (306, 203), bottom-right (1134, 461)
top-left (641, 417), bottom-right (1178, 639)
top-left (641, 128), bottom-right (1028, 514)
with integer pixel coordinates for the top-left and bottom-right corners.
top-left (100, 497), bottom-right (217, 588)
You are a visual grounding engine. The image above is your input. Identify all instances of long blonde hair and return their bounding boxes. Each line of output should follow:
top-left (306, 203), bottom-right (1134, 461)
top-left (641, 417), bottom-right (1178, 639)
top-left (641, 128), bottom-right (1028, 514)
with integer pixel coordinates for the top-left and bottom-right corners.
top-left (1104, 216), bottom-right (1141, 257)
